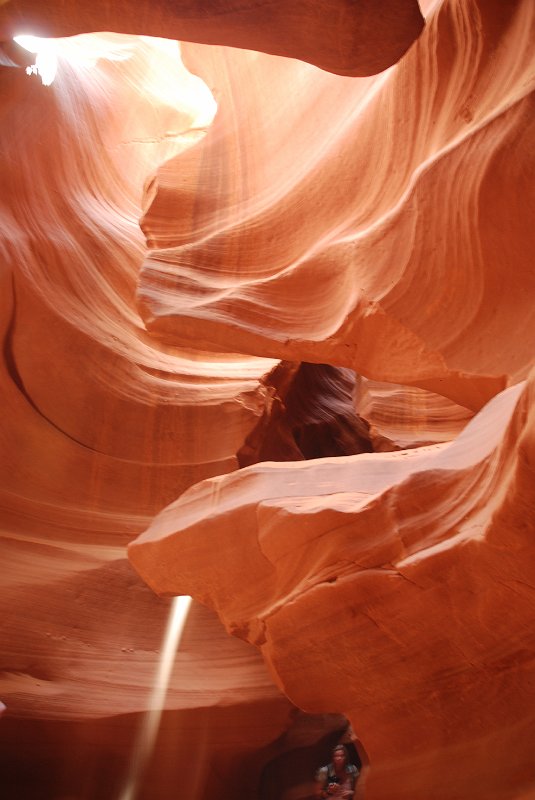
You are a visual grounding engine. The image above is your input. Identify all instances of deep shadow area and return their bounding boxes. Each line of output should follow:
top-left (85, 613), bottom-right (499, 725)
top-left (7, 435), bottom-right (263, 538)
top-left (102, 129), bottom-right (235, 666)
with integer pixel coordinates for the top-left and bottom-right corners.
top-left (238, 361), bottom-right (373, 466)
top-left (258, 714), bottom-right (366, 800)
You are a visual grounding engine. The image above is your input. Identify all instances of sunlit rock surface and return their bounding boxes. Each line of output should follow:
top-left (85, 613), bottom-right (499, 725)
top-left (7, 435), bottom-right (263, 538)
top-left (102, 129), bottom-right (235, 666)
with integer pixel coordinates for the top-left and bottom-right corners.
top-left (0, 32), bottom-right (290, 800)
top-left (357, 377), bottom-right (474, 451)
top-left (0, 0), bottom-right (534, 798)
top-left (139, 0), bottom-right (535, 412)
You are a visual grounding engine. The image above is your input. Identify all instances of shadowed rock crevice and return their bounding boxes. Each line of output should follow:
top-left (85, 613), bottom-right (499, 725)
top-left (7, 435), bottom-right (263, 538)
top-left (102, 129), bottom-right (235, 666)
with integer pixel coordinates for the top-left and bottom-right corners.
top-left (238, 361), bottom-right (374, 466)
top-left (258, 715), bottom-right (366, 800)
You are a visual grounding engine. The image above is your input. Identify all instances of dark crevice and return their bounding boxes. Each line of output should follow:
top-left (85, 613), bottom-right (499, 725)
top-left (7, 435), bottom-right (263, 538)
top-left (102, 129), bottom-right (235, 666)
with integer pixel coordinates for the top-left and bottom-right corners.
top-left (2, 275), bottom-right (106, 454)
top-left (3, 273), bottom-right (25, 395)
top-left (238, 361), bottom-right (374, 467)
top-left (258, 714), bottom-right (368, 800)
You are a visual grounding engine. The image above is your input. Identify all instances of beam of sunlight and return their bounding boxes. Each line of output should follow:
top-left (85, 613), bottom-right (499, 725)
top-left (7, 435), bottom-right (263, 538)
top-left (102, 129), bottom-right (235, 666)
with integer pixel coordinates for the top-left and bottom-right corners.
top-left (119, 595), bottom-right (192, 800)
top-left (14, 35), bottom-right (58, 85)
top-left (13, 33), bottom-right (132, 86)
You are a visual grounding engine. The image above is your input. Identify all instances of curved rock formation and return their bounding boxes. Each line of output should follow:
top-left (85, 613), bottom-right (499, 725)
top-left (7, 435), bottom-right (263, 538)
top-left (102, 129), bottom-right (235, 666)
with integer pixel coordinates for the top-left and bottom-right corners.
top-left (0, 32), bottom-right (290, 800)
top-left (357, 377), bottom-right (473, 450)
top-left (130, 371), bottom-right (535, 800)
top-left (0, 0), bottom-right (424, 77)
top-left (0, 0), bottom-right (534, 799)
top-left (138, 0), bottom-right (535, 411)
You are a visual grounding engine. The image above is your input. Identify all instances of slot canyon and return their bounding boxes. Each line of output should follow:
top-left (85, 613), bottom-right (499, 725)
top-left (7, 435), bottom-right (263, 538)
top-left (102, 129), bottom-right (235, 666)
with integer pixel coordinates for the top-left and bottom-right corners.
top-left (0, 1), bottom-right (534, 798)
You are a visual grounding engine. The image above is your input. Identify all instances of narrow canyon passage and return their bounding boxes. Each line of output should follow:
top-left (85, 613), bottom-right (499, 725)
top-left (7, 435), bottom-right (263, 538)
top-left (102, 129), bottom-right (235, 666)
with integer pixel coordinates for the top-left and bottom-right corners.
top-left (1, 1), bottom-right (535, 799)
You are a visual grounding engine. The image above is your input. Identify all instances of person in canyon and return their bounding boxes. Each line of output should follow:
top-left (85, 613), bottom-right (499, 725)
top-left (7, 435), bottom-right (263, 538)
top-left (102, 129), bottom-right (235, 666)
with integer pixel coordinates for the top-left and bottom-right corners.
top-left (315, 744), bottom-right (359, 799)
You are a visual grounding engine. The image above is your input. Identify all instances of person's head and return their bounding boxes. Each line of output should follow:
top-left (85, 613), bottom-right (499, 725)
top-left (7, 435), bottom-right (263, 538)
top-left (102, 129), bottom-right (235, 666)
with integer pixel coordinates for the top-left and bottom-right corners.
top-left (332, 744), bottom-right (348, 769)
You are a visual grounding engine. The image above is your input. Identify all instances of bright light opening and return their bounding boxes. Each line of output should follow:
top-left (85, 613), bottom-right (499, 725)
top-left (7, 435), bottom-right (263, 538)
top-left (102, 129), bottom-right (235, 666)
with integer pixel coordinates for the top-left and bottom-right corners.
top-left (119, 595), bottom-right (192, 800)
top-left (14, 34), bottom-right (58, 85)
top-left (11, 34), bottom-right (218, 136)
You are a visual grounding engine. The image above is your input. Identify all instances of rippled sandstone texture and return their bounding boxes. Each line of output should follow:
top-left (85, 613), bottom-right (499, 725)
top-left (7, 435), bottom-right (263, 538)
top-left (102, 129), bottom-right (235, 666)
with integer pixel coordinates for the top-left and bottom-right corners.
top-left (1, 0), bottom-right (535, 799)
top-left (0, 30), bottom-right (298, 800)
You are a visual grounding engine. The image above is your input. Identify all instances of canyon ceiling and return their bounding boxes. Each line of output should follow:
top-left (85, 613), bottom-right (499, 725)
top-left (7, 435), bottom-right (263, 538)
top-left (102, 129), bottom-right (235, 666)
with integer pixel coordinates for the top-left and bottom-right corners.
top-left (1, 1), bottom-right (534, 799)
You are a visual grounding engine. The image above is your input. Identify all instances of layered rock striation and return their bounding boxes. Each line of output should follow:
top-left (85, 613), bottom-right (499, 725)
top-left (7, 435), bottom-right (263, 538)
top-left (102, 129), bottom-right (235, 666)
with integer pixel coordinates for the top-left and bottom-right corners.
top-left (0, 0), bottom-right (534, 799)
top-left (138, 0), bottom-right (535, 412)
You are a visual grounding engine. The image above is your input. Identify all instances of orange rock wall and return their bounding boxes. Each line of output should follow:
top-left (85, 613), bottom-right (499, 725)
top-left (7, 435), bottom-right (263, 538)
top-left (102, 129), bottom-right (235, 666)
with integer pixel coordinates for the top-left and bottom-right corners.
top-left (0, 0), bottom-right (534, 798)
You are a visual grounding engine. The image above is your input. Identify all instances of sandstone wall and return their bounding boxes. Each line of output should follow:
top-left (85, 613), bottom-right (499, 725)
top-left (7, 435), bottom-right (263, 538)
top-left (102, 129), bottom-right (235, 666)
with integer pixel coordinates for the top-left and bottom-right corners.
top-left (0, 1), bottom-right (534, 798)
